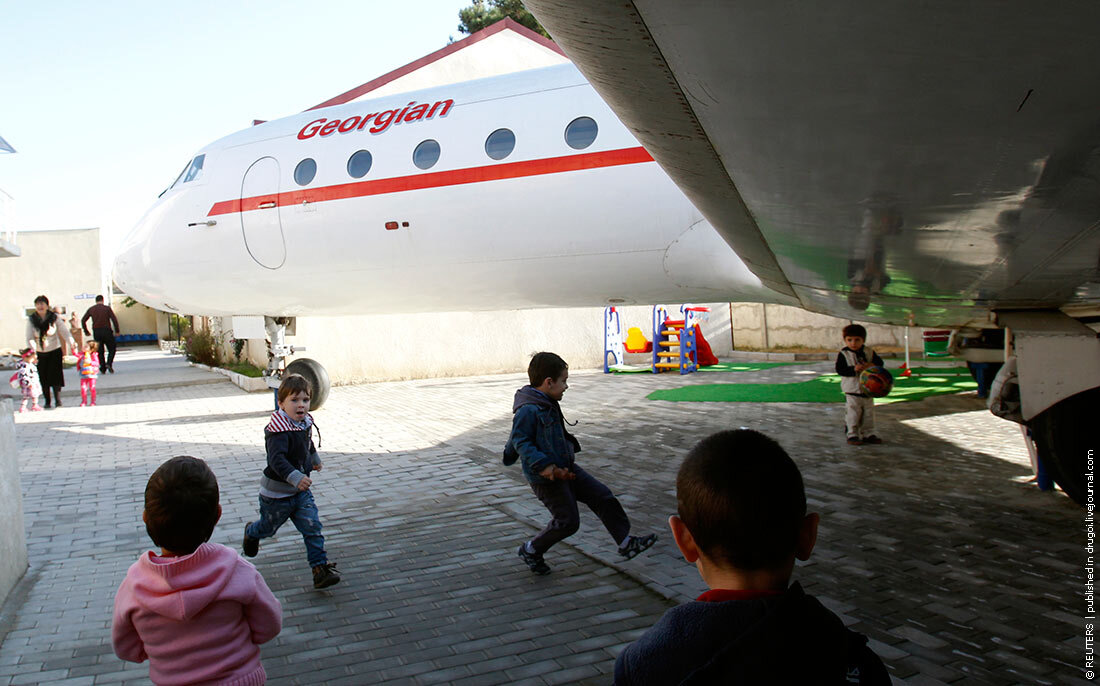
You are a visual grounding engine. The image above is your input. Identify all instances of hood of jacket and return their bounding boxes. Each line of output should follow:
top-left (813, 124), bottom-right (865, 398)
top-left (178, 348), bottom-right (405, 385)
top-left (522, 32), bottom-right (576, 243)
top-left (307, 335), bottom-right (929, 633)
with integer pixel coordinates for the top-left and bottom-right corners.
top-left (265, 409), bottom-right (313, 433)
top-left (125, 543), bottom-right (246, 621)
top-left (512, 385), bottom-right (556, 413)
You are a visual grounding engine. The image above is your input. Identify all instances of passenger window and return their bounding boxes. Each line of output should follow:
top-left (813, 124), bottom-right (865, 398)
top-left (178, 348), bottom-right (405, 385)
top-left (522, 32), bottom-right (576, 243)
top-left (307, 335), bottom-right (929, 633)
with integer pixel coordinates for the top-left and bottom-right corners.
top-left (413, 140), bottom-right (441, 170)
top-left (347, 150), bottom-right (373, 179)
top-left (294, 158), bottom-right (317, 186)
top-left (484, 128), bottom-right (515, 160)
top-left (565, 117), bottom-right (598, 150)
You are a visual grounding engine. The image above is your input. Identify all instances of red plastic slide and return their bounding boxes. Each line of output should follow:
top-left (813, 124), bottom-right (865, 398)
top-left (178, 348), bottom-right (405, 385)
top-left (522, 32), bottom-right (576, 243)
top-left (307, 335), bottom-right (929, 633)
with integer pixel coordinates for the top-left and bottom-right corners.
top-left (694, 325), bottom-right (719, 366)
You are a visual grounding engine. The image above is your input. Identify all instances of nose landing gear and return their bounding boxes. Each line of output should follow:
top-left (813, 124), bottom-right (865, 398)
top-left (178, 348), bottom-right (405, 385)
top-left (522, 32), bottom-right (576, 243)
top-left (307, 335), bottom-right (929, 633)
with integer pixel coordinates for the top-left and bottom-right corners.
top-left (264, 316), bottom-right (332, 410)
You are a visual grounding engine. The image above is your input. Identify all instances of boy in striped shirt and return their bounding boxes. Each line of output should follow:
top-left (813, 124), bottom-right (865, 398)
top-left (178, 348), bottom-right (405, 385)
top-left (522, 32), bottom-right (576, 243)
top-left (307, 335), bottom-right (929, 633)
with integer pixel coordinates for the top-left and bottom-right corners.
top-left (242, 374), bottom-right (341, 589)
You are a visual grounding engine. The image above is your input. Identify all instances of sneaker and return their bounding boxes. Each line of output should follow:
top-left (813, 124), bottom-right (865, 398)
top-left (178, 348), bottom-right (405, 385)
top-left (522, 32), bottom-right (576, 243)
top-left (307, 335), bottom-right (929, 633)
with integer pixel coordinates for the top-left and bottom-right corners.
top-left (517, 544), bottom-right (551, 575)
top-left (31, 405), bottom-right (42, 412)
top-left (847, 437), bottom-right (863, 445)
top-left (55, 399), bottom-right (62, 408)
top-left (242, 524), bottom-right (259, 558)
top-left (312, 562), bottom-right (341, 589)
top-left (619, 533), bottom-right (658, 560)
top-left (862, 435), bottom-right (883, 445)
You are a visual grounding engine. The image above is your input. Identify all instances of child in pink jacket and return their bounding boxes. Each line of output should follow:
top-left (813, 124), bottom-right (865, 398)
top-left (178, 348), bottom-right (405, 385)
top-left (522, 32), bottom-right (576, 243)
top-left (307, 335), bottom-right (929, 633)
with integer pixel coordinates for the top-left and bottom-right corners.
top-left (77, 340), bottom-right (99, 406)
top-left (112, 456), bottom-right (282, 686)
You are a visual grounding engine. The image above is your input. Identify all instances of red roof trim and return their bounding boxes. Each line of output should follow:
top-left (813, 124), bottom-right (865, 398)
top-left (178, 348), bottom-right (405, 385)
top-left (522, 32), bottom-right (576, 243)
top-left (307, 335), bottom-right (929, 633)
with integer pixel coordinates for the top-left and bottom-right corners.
top-left (206, 146), bottom-right (653, 217)
top-left (307, 18), bottom-right (565, 112)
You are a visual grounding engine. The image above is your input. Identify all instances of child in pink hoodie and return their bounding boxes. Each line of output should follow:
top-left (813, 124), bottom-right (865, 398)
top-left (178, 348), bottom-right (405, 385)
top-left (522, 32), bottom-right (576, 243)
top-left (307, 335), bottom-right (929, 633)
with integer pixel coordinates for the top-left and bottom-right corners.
top-left (112, 456), bottom-right (283, 686)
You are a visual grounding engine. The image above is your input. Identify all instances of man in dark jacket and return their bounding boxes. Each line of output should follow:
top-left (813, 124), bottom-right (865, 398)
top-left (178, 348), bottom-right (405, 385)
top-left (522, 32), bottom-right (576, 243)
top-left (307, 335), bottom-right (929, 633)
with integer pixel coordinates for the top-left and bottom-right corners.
top-left (614, 430), bottom-right (890, 685)
top-left (81, 295), bottom-right (120, 373)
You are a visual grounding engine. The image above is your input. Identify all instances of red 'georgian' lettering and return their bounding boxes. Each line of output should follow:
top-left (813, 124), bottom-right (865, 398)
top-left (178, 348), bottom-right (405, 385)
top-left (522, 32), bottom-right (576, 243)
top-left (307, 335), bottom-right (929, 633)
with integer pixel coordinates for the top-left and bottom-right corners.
top-left (298, 118), bottom-right (327, 140)
top-left (296, 99), bottom-right (455, 142)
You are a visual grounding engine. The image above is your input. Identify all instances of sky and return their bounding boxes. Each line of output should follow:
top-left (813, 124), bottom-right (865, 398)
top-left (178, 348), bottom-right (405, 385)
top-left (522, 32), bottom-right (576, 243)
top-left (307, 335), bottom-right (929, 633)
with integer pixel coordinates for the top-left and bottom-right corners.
top-left (0, 0), bottom-right (472, 269)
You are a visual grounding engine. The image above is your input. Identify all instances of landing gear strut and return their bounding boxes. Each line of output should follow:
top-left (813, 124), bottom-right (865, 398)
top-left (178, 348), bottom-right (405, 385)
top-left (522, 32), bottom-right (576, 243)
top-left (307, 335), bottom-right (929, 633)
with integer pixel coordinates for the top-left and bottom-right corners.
top-left (264, 316), bottom-right (332, 410)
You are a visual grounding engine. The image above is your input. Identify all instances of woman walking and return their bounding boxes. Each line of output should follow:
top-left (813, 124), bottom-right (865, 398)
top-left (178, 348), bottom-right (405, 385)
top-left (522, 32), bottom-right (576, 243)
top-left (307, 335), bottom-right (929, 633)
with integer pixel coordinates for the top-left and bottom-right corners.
top-left (26, 295), bottom-right (75, 408)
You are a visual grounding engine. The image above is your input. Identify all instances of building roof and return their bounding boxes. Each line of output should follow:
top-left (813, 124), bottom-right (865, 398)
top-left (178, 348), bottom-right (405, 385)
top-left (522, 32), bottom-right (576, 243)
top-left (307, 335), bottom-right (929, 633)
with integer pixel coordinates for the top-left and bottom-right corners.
top-left (307, 18), bottom-right (568, 111)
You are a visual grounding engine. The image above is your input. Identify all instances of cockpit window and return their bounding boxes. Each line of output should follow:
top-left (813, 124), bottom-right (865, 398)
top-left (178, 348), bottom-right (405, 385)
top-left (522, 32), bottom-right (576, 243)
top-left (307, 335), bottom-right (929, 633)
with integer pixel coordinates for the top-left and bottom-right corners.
top-left (170, 154), bottom-right (206, 189)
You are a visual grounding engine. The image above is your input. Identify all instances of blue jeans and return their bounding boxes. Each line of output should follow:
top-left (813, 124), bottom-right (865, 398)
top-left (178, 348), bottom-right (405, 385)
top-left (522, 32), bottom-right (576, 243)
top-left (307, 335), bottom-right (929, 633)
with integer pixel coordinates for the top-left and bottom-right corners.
top-left (529, 465), bottom-right (631, 555)
top-left (246, 490), bottom-right (327, 567)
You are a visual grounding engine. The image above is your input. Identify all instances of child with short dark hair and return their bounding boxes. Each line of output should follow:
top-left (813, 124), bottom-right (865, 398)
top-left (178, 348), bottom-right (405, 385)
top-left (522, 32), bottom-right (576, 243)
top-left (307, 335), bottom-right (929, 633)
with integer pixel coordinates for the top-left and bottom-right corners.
top-left (242, 374), bottom-right (341, 589)
top-left (614, 430), bottom-right (889, 684)
top-left (505, 351), bottom-right (656, 575)
top-left (77, 340), bottom-right (100, 406)
top-left (112, 456), bottom-right (282, 685)
top-left (836, 323), bottom-right (885, 445)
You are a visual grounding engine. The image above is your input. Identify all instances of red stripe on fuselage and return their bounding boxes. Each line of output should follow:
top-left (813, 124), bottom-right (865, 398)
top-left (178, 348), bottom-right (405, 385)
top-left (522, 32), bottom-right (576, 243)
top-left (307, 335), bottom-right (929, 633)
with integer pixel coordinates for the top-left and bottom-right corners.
top-left (206, 147), bottom-right (654, 217)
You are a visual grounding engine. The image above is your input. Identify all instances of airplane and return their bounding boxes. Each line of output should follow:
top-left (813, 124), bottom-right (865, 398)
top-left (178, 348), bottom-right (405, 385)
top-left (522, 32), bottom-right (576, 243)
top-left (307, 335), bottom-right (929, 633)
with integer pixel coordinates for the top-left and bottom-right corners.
top-left (115, 37), bottom-right (1098, 505)
top-left (113, 63), bottom-right (790, 402)
top-left (513, 1), bottom-right (1100, 506)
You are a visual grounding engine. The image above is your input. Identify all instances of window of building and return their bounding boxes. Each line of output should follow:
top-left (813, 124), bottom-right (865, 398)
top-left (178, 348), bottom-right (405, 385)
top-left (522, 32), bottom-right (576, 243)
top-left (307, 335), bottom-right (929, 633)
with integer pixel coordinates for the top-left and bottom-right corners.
top-left (484, 128), bottom-right (515, 160)
top-left (294, 158), bottom-right (317, 186)
top-left (347, 150), bottom-right (373, 178)
top-left (413, 139), bottom-right (441, 170)
top-left (565, 117), bottom-right (598, 150)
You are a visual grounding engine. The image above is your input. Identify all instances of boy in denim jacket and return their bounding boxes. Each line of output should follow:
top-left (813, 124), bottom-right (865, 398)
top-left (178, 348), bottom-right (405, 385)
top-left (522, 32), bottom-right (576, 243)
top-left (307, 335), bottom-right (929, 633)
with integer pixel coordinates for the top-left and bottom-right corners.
top-left (505, 352), bottom-right (656, 575)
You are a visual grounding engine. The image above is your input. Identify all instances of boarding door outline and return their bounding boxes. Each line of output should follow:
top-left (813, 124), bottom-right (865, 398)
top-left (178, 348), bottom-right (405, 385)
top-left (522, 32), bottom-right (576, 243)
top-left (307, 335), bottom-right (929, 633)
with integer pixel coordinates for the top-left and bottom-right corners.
top-left (240, 157), bottom-right (287, 269)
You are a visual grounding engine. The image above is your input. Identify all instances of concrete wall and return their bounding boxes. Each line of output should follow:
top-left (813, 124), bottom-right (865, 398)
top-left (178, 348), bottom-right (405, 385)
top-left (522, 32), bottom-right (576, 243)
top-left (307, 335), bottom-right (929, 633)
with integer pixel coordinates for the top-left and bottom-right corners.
top-left (731, 303), bottom-right (921, 351)
top-left (230, 303), bottom-right (735, 384)
top-left (0, 228), bottom-right (104, 352)
top-left (210, 301), bottom-right (928, 386)
top-left (0, 399), bottom-right (28, 608)
top-left (111, 296), bottom-right (159, 337)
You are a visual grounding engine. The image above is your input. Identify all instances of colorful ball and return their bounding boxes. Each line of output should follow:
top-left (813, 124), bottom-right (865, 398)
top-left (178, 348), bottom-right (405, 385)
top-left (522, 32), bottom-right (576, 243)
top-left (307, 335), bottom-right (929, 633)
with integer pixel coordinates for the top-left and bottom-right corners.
top-left (859, 365), bottom-right (894, 397)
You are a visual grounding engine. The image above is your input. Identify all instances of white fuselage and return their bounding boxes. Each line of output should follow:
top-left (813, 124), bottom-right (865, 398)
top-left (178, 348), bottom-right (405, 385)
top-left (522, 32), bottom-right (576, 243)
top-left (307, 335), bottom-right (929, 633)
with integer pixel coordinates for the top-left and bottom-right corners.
top-left (114, 65), bottom-right (786, 317)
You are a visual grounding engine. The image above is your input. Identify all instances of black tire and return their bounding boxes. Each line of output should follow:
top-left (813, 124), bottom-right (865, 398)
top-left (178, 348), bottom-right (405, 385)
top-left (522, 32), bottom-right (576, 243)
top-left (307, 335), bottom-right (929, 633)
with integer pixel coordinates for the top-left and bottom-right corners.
top-left (1029, 386), bottom-right (1100, 506)
top-left (285, 358), bottom-right (331, 411)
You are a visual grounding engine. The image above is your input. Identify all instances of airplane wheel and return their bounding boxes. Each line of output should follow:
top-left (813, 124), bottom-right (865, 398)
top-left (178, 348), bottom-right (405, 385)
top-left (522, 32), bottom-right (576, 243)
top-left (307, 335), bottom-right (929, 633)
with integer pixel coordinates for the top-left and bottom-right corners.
top-left (285, 358), bottom-right (331, 411)
top-left (1029, 386), bottom-right (1099, 506)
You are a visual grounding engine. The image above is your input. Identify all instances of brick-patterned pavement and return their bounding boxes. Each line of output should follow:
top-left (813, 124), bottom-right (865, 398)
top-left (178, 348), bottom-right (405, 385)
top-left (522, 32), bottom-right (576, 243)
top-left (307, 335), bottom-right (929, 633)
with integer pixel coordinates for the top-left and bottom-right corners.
top-left (0, 351), bottom-right (1087, 685)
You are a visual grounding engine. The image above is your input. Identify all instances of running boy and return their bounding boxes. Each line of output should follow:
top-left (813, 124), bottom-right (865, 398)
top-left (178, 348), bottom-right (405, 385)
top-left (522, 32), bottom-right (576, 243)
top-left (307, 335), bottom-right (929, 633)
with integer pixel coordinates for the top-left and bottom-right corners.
top-left (506, 352), bottom-right (656, 575)
top-left (614, 430), bottom-right (890, 684)
top-left (243, 374), bottom-right (341, 589)
top-left (112, 456), bottom-right (282, 685)
top-left (836, 323), bottom-right (885, 445)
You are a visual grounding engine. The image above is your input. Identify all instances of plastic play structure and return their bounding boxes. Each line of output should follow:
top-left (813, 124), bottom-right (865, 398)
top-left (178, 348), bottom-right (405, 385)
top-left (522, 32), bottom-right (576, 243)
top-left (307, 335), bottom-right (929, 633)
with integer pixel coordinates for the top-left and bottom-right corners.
top-left (604, 305), bottom-right (717, 374)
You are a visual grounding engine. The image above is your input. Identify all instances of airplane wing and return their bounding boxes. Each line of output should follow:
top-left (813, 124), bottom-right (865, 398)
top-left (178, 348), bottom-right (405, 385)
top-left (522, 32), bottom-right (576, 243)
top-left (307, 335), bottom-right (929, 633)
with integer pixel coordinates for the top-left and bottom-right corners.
top-left (523, 0), bottom-right (1100, 326)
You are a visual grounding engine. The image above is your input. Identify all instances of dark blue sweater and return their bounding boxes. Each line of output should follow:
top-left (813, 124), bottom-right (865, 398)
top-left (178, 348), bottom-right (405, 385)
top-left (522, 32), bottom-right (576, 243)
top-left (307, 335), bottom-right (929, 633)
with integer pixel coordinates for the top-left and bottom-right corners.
top-left (614, 582), bottom-right (890, 685)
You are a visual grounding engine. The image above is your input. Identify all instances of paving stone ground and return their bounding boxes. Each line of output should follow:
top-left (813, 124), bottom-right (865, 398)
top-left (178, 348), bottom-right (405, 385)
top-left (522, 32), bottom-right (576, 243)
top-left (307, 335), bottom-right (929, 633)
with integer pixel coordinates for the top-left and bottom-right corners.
top-left (0, 350), bottom-right (1088, 685)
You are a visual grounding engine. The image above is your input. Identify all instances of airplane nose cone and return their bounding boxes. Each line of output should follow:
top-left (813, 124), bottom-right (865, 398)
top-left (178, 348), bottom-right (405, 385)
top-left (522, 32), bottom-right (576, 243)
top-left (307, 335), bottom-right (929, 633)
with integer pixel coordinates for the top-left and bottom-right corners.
top-left (113, 203), bottom-right (167, 308)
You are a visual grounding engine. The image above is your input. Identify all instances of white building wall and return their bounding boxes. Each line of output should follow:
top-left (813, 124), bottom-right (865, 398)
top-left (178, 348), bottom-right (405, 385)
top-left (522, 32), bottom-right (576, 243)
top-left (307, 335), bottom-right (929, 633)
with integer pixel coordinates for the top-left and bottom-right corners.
top-left (0, 228), bottom-right (103, 352)
top-left (255, 302), bottom-right (735, 384)
top-left (231, 301), bottom-right (928, 386)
